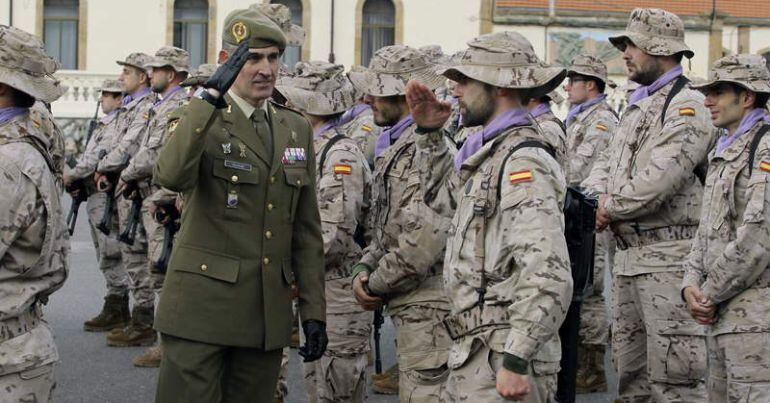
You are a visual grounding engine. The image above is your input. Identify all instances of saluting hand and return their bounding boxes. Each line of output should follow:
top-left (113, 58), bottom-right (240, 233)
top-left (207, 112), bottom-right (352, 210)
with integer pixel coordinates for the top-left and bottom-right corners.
top-left (405, 80), bottom-right (452, 130)
top-left (204, 40), bottom-right (252, 98)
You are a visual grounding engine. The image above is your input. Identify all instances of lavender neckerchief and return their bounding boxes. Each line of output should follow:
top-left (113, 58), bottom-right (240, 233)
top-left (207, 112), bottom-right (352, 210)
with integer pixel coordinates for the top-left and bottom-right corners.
top-left (374, 114), bottom-right (414, 157)
top-left (315, 104), bottom-right (372, 137)
top-left (314, 117), bottom-right (341, 138)
top-left (716, 108), bottom-right (768, 155)
top-left (529, 103), bottom-right (551, 119)
top-left (0, 107), bottom-right (29, 125)
top-left (454, 108), bottom-right (530, 171)
top-left (154, 85), bottom-right (183, 106)
top-left (628, 66), bottom-right (683, 106)
top-left (121, 87), bottom-right (151, 106)
top-left (565, 94), bottom-right (607, 127)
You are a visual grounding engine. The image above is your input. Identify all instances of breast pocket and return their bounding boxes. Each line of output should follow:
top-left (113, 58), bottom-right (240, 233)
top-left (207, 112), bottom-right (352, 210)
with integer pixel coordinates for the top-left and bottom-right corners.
top-left (743, 173), bottom-right (767, 224)
top-left (284, 168), bottom-right (310, 222)
top-left (212, 158), bottom-right (261, 221)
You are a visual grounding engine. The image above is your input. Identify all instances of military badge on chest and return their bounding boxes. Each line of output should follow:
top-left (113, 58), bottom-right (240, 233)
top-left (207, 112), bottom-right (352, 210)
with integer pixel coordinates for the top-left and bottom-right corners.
top-left (282, 147), bottom-right (307, 165)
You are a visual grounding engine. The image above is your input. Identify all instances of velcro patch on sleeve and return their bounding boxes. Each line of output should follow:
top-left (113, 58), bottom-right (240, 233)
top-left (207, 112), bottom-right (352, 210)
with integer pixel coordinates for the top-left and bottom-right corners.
top-left (361, 125), bottom-right (372, 132)
top-left (595, 123), bottom-right (608, 131)
top-left (509, 170), bottom-right (533, 184)
top-left (760, 161), bottom-right (770, 173)
top-left (679, 107), bottom-right (696, 117)
top-left (334, 164), bottom-right (353, 175)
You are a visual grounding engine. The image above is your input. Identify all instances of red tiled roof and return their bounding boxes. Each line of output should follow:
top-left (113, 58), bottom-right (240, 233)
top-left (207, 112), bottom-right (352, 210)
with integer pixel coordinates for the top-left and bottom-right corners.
top-left (495, 0), bottom-right (770, 19)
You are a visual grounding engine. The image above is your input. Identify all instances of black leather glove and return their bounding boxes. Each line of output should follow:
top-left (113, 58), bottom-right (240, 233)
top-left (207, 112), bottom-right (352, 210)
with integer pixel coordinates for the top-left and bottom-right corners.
top-left (298, 319), bottom-right (328, 362)
top-left (204, 40), bottom-right (251, 96)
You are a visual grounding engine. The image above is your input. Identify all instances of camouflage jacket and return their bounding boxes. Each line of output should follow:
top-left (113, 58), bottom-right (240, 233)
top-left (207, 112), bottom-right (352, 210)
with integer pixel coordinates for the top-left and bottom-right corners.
top-left (358, 124), bottom-right (451, 310)
top-left (68, 111), bottom-right (121, 182)
top-left (682, 120), bottom-right (770, 335)
top-left (0, 113), bottom-right (69, 376)
top-left (532, 110), bottom-right (569, 173)
top-left (583, 79), bottom-right (715, 275)
top-left (566, 99), bottom-right (618, 186)
top-left (416, 124), bottom-right (572, 368)
top-left (338, 107), bottom-right (379, 168)
top-left (314, 127), bottom-right (372, 283)
top-left (97, 91), bottom-right (156, 173)
top-left (30, 101), bottom-right (65, 190)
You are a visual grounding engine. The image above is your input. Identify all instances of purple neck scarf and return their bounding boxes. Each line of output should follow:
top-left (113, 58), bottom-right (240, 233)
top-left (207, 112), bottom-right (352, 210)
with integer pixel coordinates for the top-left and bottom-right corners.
top-left (0, 107), bottom-right (29, 125)
top-left (716, 108), bottom-right (768, 155)
top-left (454, 108), bottom-right (530, 171)
top-left (155, 85), bottom-right (183, 106)
top-left (122, 87), bottom-right (151, 106)
top-left (374, 114), bottom-right (414, 157)
top-left (565, 94), bottom-right (607, 127)
top-left (628, 66), bottom-right (683, 106)
top-left (315, 104), bottom-right (372, 137)
top-left (529, 103), bottom-right (551, 119)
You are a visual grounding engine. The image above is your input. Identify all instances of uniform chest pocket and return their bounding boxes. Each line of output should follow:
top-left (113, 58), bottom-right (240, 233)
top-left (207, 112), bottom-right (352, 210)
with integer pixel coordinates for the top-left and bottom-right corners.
top-left (284, 169), bottom-right (310, 222)
top-left (212, 158), bottom-right (261, 221)
top-left (743, 174), bottom-right (767, 224)
top-left (711, 168), bottom-right (738, 231)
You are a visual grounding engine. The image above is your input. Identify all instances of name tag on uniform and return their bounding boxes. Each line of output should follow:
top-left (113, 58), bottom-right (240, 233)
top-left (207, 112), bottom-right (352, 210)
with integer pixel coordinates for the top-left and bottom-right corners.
top-left (282, 147), bottom-right (307, 165)
top-left (224, 160), bottom-right (252, 171)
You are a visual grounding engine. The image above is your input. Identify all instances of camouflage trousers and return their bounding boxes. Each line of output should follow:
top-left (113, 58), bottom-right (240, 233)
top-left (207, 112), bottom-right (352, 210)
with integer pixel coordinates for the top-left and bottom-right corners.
top-left (117, 197), bottom-right (152, 309)
top-left (274, 347), bottom-right (290, 400)
top-left (86, 192), bottom-right (127, 297)
top-left (390, 305), bottom-right (451, 403)
top-left (0, 364), bottom-right (55, 403)
top-left (141, 199), bottom-right (166, 298)
top-left (303, 277), bottom-right (372, 403)
top-left (444, 342), bottom-right (557, 402)
top-left (707, 332), bottom-right (770, 403)
top-left (579, 229), bottom-right (614, 346)
top-left (612, 270), bottom-right (708, 402)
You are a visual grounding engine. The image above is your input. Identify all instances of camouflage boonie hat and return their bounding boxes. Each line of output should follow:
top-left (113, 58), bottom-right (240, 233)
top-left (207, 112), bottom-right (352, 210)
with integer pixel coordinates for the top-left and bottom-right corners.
top-left (0, 26), bottom-right (64, 103)
top-left (567, 54), bottom-right (608, 84)
top-left (609, 8), bottom-right (694, 59)
top-left (100, 79), bottom-right (122, 93)
top-left (144, 46), bottom-right (191, 73)
top-left (249, 4), bottom-right (305, 47)
top-left (438, 31), bottom-right (566, 96)
top-left (276, 61), bottom-right (357, 115)
top-left (419, 45), bottom-right (450, 65)
top-left (691, 54), bottom-right (770, 94)
top-left (222, 7), bottom-right (287, 51)
top-left (347, 45), bottom-right (445, 97)
top-left (181, 63), bottom-right (218, 87)
top-left (117, 52), bottom-right (153, 73)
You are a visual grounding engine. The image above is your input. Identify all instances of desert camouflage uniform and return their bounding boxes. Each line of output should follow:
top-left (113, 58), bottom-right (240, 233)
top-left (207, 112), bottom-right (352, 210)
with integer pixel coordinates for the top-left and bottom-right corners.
top-left (69, 108), bottom-right (126, 297)
top-left (582, 8), bottom-right (717, 402)
top-left (0, 112), bottom-right (69, 402)
top-left (339, 106), bottom-right (379, 167)
top-left (30, 101), bottom-right (66, 190)
top-left (682, 54), bottom-right (770, 403)
top-left (348, 46), bottom-right (453, 403)
top-left (532, 108), bottom-right (569, 171)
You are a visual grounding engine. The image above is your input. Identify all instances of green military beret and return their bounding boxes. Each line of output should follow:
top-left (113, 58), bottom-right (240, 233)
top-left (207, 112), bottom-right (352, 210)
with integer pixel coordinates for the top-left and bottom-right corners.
top-left (222, 8), bottom-right (287, 51)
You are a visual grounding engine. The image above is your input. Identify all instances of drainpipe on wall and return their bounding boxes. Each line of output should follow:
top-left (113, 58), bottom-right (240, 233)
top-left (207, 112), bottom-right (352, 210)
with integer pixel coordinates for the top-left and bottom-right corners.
top-left (329, 0), bottom-right (336, 63)
top-left (9, 0), bottom-right (13, 26)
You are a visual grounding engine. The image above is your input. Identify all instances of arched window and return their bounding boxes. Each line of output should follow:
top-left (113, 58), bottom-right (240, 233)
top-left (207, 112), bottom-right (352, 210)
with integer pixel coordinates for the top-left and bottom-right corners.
top-left (361, 0), bottom-right (395, 67)
top-left (174, 0), bottom-right (208, 68)
top-left (44, 0), bottom-right (79, 69)
top-left (272, 0), bottom-right (303, 71)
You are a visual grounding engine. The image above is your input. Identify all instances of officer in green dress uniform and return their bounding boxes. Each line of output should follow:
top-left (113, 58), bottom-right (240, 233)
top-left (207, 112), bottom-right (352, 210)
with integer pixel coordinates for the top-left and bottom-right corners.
top-left (153, 8), bottom-right (327, 403)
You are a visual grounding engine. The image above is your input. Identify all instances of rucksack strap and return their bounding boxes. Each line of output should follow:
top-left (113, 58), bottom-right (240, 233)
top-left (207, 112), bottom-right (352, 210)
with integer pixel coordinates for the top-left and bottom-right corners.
top-left (748, 124), bottom-right (770, 174)
top-left (661, 76), bottom-right (691, 125)
top-left (496, 140), bottom-right (556, 200)
top-left (317, 131), bottom-right (347, 178)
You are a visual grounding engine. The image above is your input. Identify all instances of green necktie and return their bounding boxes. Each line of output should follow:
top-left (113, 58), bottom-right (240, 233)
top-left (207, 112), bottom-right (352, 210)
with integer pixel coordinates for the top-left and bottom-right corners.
top-left (253, 109), bottom-right (272, 155)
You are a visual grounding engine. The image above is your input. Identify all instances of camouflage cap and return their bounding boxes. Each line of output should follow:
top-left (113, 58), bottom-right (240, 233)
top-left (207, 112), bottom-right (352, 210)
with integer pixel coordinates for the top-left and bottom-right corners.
top-left (181, 63), bottom-right (218, 87)
top-left (276, 61), bottom-right (357, 115)
top-left (249, 3), bottom-right (305, 47)
top-left (691, 54), bottom-right (770, 94)
top-left (347, 45), bottom-right (444, 97)
top-left (438, 31), bottom-right (566, 96)
top-left (222, 7), bottom-right (287, 51)
top-left (100, 78), bottom-right (123, 93)
top-left (419, 45), bottom-right (450, 65)
top-left (116, 52), bottom-right (153, 73)
top-left (609, 8), bottom-right (694, 59)
top-left (0, 25), bottom-right (65, 103)
top-left (143, 46), bottom-right (191, 73)
top-left (567, 54), bottom-right (608, 84)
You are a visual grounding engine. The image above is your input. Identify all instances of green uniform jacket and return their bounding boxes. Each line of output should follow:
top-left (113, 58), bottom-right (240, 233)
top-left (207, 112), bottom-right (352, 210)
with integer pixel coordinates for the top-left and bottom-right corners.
top-left (153, 95), bottom-right (325, 350)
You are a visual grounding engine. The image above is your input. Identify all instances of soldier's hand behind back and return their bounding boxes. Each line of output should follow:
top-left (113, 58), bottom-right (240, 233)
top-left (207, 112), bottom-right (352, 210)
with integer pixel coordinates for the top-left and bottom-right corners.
top-left (204, 40), bottom-right (251, 96)
top-left (298, 320), bottom-right (328, 362)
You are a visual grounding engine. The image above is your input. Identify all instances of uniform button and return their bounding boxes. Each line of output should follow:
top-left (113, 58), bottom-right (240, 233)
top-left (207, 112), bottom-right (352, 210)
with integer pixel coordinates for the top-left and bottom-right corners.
top-left (200, 264), bottom-right (208, 271)
top-left (267, 203), bottom-right (274, 211)
top-left (270, 176), bottom-right (276, 183)
top-left (296, 179), bottom-right (301, 185)
top-left (265, 230), bottom-right (272, 239)
top-left (231, 175), bottom-right (239, 183)
top-left (195, 128), bottom-right (202, 133)
top-left (263, 257), bottom-right (270, 265)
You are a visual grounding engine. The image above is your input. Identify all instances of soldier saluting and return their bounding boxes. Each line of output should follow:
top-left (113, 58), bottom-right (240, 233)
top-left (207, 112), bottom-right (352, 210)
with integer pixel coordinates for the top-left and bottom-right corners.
top-left (153, 8), bottom-right (327, 402)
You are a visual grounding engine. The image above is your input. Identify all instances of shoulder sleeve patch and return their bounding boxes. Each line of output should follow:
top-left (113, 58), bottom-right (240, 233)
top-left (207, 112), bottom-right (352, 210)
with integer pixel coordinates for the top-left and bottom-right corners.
top-left (760, 161), bottom-right (770, 173)
top-left (679, 107), bottom-right (696, 117)
top-left (509, 169), bottom-right (533, 184)
top-left (334, 163), bottom-right (352, 175)
top-left (361, 124), bottom-right (372, 132)
top-left (595, 123), bottom-right (608, 131)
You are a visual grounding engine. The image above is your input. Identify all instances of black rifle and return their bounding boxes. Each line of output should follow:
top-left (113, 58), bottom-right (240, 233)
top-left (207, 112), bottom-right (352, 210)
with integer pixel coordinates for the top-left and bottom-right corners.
top-left (95, 151), bottom-right (117, 235)
top-left (65, 179), bottom-right (89, 235)
top-left (85, 100), bottom-right (101, 145)
top-left (118, 181), bottom-right (142, 245)
top-left (373, 308), bottom-right (384, 374)
top-left (153, 204), bottom-right (181, 274)
top-left (556, 187), bottom-right (597, 403)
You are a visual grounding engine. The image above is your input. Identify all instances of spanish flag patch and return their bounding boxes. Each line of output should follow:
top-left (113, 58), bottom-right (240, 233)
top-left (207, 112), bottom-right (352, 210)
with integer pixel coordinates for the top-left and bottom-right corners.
top-left (595, 123), bottom-right (608, 131)
top-left (760, 161), bottom-right (770, 173)
top-left (362, 125), bottom-right (372, 132)
top-left (334, 164), bottom-right (353, 175)
top-left (679, 107), bottom-right (696, 117)
top-left (509, 170), bottom-right (533, 184)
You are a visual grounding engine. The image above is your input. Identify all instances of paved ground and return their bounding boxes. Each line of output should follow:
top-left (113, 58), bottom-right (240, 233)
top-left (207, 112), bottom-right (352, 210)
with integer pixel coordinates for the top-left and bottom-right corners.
top-left (47, 196), bottom-right (617, 402)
